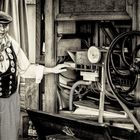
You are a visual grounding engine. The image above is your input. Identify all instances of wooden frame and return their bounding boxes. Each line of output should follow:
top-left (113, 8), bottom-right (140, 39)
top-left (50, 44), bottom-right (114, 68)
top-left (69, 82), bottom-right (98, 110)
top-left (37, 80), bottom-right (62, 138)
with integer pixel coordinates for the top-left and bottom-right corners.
top-left (56, 0), bottom-right (131, 21)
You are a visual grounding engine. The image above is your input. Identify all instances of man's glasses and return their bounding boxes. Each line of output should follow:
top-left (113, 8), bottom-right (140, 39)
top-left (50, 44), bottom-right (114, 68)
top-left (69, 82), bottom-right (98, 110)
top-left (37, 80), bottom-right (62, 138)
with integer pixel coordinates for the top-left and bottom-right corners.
top-left (0, 24), bottom-right (8, 29)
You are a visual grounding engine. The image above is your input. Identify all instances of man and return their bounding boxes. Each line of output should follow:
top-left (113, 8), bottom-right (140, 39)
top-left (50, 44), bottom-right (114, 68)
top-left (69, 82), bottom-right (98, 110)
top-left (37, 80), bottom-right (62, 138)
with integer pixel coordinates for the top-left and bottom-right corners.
top-left (0, 11), bottom-right (69, 140)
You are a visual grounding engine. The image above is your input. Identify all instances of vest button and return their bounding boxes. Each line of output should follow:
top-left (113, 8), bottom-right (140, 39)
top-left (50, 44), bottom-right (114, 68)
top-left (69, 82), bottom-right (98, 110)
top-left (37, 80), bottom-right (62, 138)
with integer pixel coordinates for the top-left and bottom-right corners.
top-left (11, 60), bottom-right (15, 67)
top-left (6, 48), bottom-right (12, 53)
top-left (0, 92), bottom-right (2, 96)
top-left (8, 54), bottom-right (13, 59)
top-left (11, 67), bottom-right (15, 73)
top-left (9, 86), bottom-right (12, 89)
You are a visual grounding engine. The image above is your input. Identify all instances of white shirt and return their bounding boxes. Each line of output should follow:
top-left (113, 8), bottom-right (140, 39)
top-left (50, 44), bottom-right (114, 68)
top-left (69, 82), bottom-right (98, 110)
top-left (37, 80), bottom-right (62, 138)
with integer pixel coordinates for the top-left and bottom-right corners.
top-left (0, 35), bottom-right (44, 83)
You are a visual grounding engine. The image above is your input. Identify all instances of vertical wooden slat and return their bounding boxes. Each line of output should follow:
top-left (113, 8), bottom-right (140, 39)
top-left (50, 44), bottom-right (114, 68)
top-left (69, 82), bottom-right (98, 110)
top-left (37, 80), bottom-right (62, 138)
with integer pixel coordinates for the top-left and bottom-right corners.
top-left (132, 0), bottom-right (137, 30)
top-left (54, 0), bottom-right (59, 60)
top-left (44, 0), bottom-right (57, 113)
top-left (54, 0), bottom-right (59, 18)
top-left (36, 0), bottom-right (42, 111)
top-left (36, 0), bottom-right (42, 62)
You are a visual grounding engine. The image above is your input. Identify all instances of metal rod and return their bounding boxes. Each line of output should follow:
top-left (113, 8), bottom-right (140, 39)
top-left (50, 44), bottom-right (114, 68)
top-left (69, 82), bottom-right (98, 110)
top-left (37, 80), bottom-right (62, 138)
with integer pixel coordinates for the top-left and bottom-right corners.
top-left (98, 63), bottom-right (105, 123)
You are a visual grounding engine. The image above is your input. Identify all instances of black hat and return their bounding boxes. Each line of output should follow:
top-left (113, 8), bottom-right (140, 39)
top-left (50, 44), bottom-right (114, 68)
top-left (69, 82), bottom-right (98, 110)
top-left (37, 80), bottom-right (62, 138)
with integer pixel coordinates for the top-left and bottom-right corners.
top-left (0, 11), bottom-right (12, 24)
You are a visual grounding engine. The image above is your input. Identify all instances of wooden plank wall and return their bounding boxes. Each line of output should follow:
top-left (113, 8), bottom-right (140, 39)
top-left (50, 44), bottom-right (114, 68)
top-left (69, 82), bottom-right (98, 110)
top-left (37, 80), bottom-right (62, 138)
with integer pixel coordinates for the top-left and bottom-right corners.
top-left (59, 0), bottom-right (126, 13)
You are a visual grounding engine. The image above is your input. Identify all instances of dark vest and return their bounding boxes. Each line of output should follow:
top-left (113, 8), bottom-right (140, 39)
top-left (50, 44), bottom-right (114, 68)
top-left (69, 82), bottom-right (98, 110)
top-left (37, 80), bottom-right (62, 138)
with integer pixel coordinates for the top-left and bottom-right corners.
top-left (0, 43), bottom-right (17, 98)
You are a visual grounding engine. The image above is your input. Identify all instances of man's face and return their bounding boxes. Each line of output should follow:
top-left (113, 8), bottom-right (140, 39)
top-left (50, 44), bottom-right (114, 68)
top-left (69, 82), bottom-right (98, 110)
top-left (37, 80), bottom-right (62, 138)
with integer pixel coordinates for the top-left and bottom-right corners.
top-left (0, 23), bottom-right (9, 39)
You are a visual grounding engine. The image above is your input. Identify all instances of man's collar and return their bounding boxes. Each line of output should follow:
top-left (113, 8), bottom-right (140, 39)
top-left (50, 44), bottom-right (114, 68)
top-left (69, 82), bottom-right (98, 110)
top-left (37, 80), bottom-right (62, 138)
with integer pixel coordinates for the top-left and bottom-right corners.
top-left (0, 38), bottom-right (6, 46)
top-left (0, 35), bottom-right (10, 47)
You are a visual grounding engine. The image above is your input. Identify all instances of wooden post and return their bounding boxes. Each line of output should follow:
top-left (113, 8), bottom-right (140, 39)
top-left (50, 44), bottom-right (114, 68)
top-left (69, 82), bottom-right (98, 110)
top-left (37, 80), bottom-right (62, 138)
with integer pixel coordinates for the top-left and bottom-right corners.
top-left (44, 0), bottom-right (57, 113)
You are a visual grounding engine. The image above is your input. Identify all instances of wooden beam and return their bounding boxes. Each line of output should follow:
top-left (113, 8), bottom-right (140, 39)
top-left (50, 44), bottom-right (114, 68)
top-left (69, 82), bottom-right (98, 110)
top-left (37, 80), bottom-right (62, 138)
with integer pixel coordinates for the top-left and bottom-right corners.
top-left (56, 12), bottom-right (131, 21)
top-left (44, 0), bottom-right (57, 113)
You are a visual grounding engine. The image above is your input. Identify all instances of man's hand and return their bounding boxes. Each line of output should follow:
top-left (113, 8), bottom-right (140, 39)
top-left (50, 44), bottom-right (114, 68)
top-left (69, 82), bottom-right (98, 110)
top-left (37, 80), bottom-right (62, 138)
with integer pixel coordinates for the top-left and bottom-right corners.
top-left (43, 64), bottom-right (70, 74)
top-left (52, 64), bottom-right (70, 74)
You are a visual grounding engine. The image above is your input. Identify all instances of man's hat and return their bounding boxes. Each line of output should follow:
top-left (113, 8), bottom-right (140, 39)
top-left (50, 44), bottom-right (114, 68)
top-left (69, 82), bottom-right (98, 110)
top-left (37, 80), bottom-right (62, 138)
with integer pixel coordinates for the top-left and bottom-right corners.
top-left (0, 11), bottom-right (12, 24)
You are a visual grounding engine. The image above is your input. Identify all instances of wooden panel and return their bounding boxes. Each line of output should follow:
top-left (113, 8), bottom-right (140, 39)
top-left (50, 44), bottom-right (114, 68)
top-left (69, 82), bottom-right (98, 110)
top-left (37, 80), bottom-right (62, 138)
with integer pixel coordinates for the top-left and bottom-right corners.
top-left (57, 39), bottom-right (81, 56)
top-left (60, 0), bottom-right (126, 13)
top-left (57, 21), bottom-right (76, 34)
top-left (25, 78), bottom-right (39, 110)
top-left (20, 78), bottom-right (39, 110)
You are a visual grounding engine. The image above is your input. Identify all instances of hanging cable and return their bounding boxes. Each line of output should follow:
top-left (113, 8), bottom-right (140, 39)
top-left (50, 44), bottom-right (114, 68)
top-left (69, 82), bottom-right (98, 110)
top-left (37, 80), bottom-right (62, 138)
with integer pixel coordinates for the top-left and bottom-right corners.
top-left (106, 31), bottom-right (140, 107)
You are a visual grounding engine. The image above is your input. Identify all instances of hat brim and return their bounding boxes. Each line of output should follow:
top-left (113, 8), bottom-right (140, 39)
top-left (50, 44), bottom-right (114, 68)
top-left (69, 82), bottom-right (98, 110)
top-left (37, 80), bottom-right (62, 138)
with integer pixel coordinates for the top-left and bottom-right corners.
top-left (0, 11), bottom-right (12, 24)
